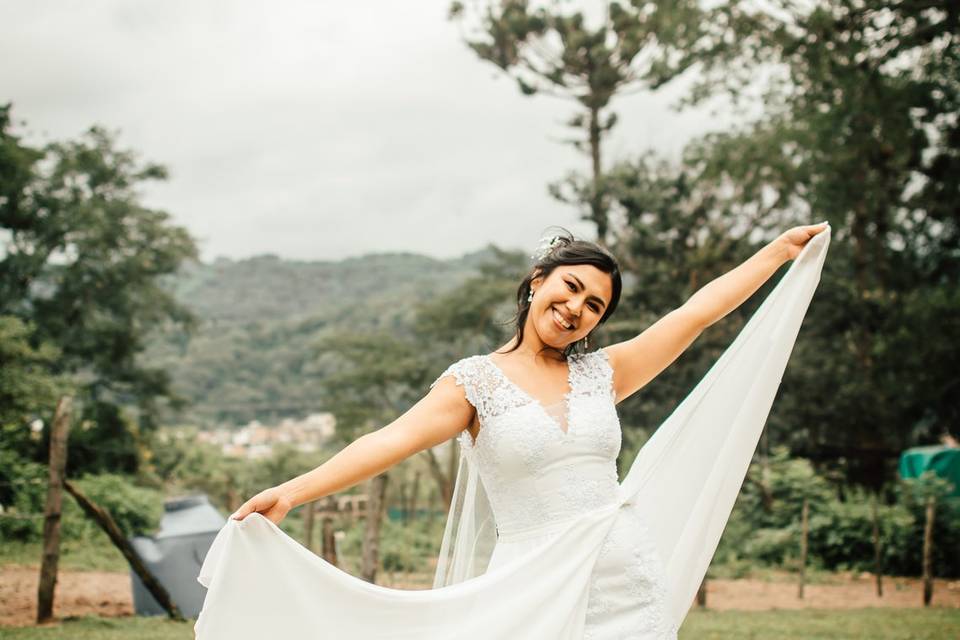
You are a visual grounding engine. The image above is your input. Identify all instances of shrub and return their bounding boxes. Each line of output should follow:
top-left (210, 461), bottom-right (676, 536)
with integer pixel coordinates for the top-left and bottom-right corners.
top-left (0, 449), bottom-right (48, 541)
top-left (61, 473), bottom-right (164, 539)
top-left (713, 452), bottom-right (960, 578)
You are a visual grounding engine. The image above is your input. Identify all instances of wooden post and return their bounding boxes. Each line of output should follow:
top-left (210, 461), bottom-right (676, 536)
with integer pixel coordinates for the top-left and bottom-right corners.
top-left (361, 473), bottom-right (389, 583)
top-left (321, 516), bottom-right (338, 566)
top-left (303, 501), bottom-right (316, 552)
top-left (428, 488), bottom-right (437, 523)
top-left (36, 396), bottom-right (73, 624)
top-left (410, 471), bottom-right (420, 522)
top-left (872, 494), bottom-right (883, 597)
top-left (798, 496), bottom-right (809, 599)
top-left (398, 482), bottom-right (409, 526)
top-left (696, 576), bottom-right (707, 608)
top-left (63, 479), bottom-right (184, 621)
top-left (922, 494), bottom-right (936, 606)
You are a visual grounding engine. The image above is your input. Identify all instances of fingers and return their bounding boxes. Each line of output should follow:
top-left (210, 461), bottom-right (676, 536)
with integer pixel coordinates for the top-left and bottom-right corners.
top-left (230, 502), bottom-right (251, 521)
top-left (795, 221), bottom-right (828, 244)
top-left (231, 494), bottom-right (263, 521)
top-left (230, 490), bottom-right (282, 522)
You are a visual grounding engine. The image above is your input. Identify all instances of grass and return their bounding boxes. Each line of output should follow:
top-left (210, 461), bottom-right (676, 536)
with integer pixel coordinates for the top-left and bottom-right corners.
top-left (0, 616), bottom-right (194, 639)
top-left (0, 531), bottom-right (129, 573)
top-left (0, 609), bottom-right (957, 639)
top-left (678, 608), bottom-right (960, 639)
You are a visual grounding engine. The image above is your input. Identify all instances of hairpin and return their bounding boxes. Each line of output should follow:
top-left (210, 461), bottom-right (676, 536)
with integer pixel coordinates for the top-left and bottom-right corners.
top-left (530, 235), bottom-right (563, 261)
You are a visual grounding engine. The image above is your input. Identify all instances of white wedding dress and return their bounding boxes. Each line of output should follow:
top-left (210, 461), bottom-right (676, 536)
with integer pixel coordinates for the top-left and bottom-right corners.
top-left (432, 350), bottom-right (673, 638)
top-left (194, 228), bottom-right (830, 639)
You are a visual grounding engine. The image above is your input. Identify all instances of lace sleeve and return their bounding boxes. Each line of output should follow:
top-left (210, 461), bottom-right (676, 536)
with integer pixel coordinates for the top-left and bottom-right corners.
top-left (429, 356), bottom-right (488, 438)
top-left (573, 349), bottom-right (616, 402)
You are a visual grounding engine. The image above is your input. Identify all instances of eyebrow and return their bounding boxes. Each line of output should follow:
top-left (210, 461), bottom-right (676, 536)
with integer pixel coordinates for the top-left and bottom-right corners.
top-left (567, 273), bottom-right (607, 309)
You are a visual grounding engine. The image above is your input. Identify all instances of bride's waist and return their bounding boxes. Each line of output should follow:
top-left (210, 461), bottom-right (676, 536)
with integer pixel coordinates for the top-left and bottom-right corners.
top-left (494, 493), bottom-right (622, 543)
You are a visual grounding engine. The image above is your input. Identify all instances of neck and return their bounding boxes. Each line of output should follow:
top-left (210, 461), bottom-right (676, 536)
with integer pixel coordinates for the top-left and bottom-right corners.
top-left (497, 320), bottom-right (566, 363)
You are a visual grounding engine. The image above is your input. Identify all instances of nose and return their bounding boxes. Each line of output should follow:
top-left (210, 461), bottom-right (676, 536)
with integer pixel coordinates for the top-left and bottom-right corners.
top-left (564, 300), bottom-right (582, 317)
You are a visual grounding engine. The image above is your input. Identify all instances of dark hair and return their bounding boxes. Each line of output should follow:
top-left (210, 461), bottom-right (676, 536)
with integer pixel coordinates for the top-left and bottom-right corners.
top-left (499, 227), bottom-right (622, 360)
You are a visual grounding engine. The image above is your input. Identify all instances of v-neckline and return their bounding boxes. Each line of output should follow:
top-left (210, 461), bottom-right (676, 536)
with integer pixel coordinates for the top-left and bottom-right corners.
top-left (483, 354), bottom-right (577, 436)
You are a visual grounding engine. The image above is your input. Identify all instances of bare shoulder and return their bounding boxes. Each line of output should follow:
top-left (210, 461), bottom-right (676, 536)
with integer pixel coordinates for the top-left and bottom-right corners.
top-left (378, 366), bottom-right (478, 458)
top-left (599, 307), bottom-right (705, 404)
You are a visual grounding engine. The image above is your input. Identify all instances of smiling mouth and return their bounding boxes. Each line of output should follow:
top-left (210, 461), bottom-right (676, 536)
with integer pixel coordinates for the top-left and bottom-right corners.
top-left (552, 307), bottom-right (575, 330)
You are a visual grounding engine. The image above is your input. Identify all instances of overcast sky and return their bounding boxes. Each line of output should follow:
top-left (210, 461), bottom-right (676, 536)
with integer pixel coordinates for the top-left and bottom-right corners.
top-left (2, 1), bottom-right (736, 263)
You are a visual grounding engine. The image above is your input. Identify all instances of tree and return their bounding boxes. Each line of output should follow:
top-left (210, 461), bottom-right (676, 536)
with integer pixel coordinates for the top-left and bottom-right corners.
top-left (596, 150), bottom-right (765, 473)
top-left (645, 0), bottom-right (960, 485)
top-left (448, 0), bottom-right (704, 243)
top-left (0, 104), bottom-right (200, 473)
top-left (0, 316), bottom-right (66, 463)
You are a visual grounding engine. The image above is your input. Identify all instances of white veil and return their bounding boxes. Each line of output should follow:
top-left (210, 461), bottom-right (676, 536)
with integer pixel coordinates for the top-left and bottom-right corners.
top-left (431, 440), bottom-right (497, 587)
top-left (432, 226), bottom-right (832, 608)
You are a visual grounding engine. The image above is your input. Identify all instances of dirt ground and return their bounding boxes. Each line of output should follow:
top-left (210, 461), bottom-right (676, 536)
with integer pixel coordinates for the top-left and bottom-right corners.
top-left (1, 566), bottom-right (133, 627)
top-left (1, 565), bottom-right (958, 627)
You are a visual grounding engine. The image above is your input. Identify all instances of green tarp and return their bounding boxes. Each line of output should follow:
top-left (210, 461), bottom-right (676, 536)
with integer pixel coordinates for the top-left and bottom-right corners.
top-left (898, 445), bottom-right (960, 496)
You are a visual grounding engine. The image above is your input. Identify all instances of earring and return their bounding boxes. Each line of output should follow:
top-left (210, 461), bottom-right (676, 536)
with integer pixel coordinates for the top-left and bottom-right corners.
top-left (527, 289), bottom-right (534, 302)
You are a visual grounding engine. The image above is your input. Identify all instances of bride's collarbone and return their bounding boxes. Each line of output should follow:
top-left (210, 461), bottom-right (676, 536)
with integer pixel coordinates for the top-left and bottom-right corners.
top-left (486, 353), bottom-right (573, 407)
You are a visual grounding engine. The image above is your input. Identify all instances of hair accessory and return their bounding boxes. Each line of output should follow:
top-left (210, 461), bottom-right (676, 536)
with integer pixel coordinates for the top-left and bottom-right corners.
top-left (530, 235), bottom-right (563, 261)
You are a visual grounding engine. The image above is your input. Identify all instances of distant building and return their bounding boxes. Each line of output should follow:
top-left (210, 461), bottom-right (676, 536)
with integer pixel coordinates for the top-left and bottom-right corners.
top-left (196, 412), bottom-right (336, 458)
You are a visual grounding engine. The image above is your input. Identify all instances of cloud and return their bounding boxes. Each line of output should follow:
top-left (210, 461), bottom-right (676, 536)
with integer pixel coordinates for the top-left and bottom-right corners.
top-left (1, 0), bottom-right (730, 262)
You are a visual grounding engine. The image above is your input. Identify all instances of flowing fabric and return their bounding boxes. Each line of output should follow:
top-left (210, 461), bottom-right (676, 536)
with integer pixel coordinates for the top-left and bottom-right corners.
top-left (194, 228), bottom-right (830, 639)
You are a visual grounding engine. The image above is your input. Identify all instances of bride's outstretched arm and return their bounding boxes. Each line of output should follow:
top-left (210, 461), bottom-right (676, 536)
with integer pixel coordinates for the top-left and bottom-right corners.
top-left (681, 222), bottom-right (828, 327)
top-left (604, 222), bottom-right (829, 404)
top-left (230, 375), bottom-right (474, 525)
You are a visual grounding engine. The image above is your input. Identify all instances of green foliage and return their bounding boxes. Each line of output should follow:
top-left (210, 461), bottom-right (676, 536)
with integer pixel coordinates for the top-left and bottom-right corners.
top-left (61, 473), bottom-right (164, 539)
top-left (378, 517), bottom-right (443, 573)
top-left (141, 250), bottom-right (486, 427)
top-left (450, 1), bottom-right (706, 240)
top-left (0, 315), bottom-right (66, 462)
top-left (804, 491), bottom-right (909, 573)
top-left (142, 427), bottom-right (325, 516)
top-left (332, 512), bottom-right (445, 576)
top-left (0, 104), bottom-right (200, 476)
top-left (659, 0), bottom-right (960, 484)
top-left (0, 447), bottom-right (47, 540)
top-left (887, 473), bottom-right (960, 577)
top-left (716, 452), bottom-right (960, 578)
top-left (600, 151), bottom-right (769, 458)
top-left (0, 465), bottom-right (163, 543)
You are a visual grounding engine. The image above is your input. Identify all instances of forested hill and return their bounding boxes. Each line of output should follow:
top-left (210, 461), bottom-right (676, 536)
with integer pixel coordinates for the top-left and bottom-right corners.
top-left (166, 248), bottom-right (497, 327)
top-left (145, 246), bottom-right (501, 428)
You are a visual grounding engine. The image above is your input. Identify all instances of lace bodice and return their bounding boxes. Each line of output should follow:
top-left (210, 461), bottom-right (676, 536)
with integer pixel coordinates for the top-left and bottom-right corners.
top-left (431, 349), bottom-right (622, 538)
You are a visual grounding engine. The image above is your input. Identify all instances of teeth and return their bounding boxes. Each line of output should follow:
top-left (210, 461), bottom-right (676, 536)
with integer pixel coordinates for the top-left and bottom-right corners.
top-left (553, 308), bottom-right (574, 330)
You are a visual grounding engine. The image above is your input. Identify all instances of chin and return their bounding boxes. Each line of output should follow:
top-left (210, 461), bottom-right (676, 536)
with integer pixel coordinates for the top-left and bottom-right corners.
top-left (537, 322), bottom-right (577, 351)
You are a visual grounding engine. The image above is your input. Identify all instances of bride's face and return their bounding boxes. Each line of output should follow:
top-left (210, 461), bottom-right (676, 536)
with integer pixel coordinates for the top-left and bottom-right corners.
top-left (528, 264), bottom-right (613, 350)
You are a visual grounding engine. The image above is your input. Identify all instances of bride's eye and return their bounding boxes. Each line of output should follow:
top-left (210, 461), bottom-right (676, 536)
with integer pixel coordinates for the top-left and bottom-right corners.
top-left (565, 281), bottom-right (576, 291)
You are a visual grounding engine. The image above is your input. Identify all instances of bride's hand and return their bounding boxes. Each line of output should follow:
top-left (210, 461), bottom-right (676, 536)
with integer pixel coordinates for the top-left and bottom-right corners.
top-left (230, 486), bottom-right (294, 525)
top-left (777, 221), bottom-right (829, 261)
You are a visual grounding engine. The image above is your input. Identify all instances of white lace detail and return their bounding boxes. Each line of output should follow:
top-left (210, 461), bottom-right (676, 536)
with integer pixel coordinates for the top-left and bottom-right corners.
top-left (584, 503), bottom-right (674, 639)
top-left (430, 349), bottom-right (670, 637)
top-left (429, 350), bottom-right (621, 528)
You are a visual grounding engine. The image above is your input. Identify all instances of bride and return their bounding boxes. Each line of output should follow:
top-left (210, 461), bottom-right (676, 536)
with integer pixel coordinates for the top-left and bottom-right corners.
top-left (197, 222), bottom-right (831, 639)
